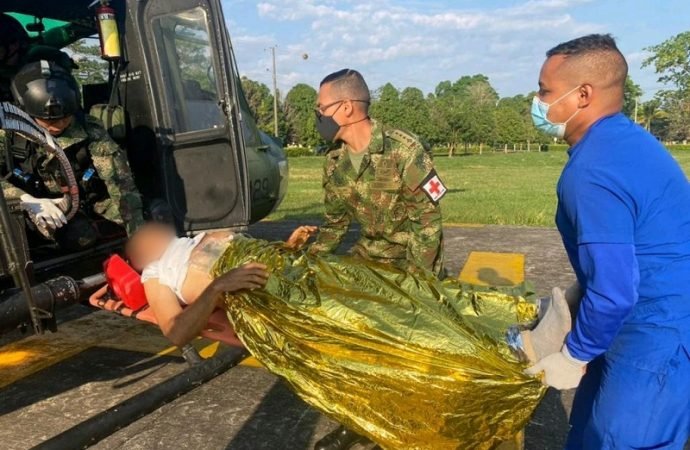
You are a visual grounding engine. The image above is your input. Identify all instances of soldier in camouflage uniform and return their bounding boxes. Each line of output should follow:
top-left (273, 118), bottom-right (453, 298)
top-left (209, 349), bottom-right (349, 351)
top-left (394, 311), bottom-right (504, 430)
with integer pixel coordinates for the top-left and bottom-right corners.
top-left (309, 69), bottom-right (446, 450)
top-left (309, 68), bottom-right (445, 277)
top-left (0, 60), bottom-right (143, 250)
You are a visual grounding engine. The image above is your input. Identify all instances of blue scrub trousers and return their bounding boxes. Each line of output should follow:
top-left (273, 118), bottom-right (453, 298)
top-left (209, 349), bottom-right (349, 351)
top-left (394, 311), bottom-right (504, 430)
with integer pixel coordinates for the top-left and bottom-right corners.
top-left (565, 332), bottom-right (690, 450)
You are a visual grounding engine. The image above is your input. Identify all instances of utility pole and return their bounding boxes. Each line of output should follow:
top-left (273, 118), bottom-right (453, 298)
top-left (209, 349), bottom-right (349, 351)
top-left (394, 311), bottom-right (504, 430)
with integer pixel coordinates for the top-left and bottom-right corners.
top-left (269, 45), bottom-right (279, 136)
top-left (634, 96), bottom-right (639, 123)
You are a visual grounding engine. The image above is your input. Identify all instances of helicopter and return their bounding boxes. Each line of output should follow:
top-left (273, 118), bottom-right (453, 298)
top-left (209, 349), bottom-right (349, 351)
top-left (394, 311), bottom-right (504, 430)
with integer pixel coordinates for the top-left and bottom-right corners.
top-left (0, 0), bottom-right (288, 335)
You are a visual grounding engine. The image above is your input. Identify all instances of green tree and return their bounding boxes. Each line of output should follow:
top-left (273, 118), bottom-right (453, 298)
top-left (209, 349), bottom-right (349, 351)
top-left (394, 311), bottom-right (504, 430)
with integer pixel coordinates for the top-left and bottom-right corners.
top-left (639, 99), bottom-right (667, 134)
top-left (643, 32), bottom-right (690, 140)
top-left (398, 87), bottom-right (432, 138)
top-left (433, 89), bottom-right (467, 155)
top-left (656, 92), bottom-right (686, 140)
top-left (67, 40), bottom-right (107, 85)
top-left (432, 74), bottom-right (499, 154)
top-left (644, 32), bottom-right (690, 93)
top-left (497, 94), bottom-right (531, 116)
top-left (494, 105), bottom-right (527, 145)
top-left (240, 76), bottom-right (285, 137)
top-left (284, 83), bottom-right (320, 147)
top-left (464, 78), bottom-right (497, 148)
top-left (446, 74), bottom-right (498, 102)
top-left (370, 83), bottom-right (403, 125)
top-left (434, 80), bottom-right (453, 98)
top-left (623, 76), bottom-right (643, 120)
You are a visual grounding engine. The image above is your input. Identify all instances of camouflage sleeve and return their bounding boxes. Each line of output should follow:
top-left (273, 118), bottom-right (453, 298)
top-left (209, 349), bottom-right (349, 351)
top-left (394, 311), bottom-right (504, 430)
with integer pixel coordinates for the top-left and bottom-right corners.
top-left (87, 121), bottom-right (144, 235)
top-left (401, 143), bottom-right (444, 277)
top-left (308, 159), bottom-right (351, 255)
top-left (1, 180), bottom-right (28, 202)
top-left (0, 130), bottom-right (28, 201)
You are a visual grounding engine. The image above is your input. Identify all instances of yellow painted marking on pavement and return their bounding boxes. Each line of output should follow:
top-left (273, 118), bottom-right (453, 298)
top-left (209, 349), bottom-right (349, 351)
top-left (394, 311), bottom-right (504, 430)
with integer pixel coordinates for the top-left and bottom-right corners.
top-left (0, 311), bottom-right (176, 388)
top-left (240, 356), bottom-right (263, 368)
top-left (0, 336), bottom-right (88, 389)
top-left (157, 345), bottom-right (180, 357)
top-left (458, 251), bottom-right (525, 286)
top-left (157, 340), bottom-right (263, 368)
top-left (199, 341), bottom-right (220, 358)
top-left (0, 349), bottom-right (36, 368)
top-left (157, 339), bottom-right (260, 367)
top-left (443, 223), bottom-right (486, 228)
top-left (1, 309), bottom-right (266, 387)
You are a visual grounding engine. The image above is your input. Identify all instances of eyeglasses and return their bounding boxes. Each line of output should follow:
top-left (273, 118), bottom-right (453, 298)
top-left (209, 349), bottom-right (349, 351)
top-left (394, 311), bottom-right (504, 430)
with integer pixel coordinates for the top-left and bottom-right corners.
top-left (314, 100), bottom-right (344, 117)
top-left (314, 99), bottom-right (369, 118)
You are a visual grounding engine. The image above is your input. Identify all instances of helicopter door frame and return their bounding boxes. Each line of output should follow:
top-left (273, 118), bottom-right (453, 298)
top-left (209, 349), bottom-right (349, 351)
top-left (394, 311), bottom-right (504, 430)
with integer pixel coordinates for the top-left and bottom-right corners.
top-left (141, 0), bottom-right (250, 232)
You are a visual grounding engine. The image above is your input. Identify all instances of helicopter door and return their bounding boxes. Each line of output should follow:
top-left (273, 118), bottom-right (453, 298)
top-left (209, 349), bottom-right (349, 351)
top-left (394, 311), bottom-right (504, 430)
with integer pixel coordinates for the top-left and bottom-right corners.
top-left (145, 1), bottom-right (248, 231)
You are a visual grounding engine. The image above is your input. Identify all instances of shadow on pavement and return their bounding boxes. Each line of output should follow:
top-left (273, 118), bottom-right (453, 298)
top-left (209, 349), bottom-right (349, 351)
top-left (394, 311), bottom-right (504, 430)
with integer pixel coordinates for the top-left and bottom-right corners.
top-left (524, 389), bottom-right (571, 449)
top-left (0, 347), bottom-right (182, 417)
top-left (478, 267), bottom-right (515, 286)
top-left (225, 380), bottom-right (322, 450)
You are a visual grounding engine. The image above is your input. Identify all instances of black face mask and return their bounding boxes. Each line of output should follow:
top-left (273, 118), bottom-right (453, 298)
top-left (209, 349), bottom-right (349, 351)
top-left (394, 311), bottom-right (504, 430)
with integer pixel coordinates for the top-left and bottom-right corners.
top-left (316, 114), bottom-right (340, 142)
top-left (315, 102), bottom-right (343, 142)
top-left (315, 100), bottom-right (371, 142)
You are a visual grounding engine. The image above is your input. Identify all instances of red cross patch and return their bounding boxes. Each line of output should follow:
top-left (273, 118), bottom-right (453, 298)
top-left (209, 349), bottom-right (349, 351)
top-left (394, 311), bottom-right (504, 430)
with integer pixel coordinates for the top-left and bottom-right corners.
top-left (421, 171), bottom-right (447, 203)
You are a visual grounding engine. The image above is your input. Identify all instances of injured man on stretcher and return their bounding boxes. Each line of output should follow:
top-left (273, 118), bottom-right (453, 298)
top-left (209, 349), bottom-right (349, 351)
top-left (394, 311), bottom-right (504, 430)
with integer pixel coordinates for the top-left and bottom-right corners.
top-left (125, 222), bottom-right (316, 347)
top-left (124, 222), bottom-right (579, 449)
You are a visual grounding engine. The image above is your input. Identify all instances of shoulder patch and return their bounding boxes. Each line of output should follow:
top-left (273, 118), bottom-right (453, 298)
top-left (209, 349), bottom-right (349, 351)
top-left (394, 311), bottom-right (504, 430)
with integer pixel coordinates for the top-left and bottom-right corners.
top-left (420, 169), bottom-right (447, 204)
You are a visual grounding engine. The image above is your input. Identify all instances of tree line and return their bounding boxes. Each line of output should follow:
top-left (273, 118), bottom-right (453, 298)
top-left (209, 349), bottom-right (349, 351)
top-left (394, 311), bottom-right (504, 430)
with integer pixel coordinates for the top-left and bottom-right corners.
top-left (241, 31), bottom-right (690, 150)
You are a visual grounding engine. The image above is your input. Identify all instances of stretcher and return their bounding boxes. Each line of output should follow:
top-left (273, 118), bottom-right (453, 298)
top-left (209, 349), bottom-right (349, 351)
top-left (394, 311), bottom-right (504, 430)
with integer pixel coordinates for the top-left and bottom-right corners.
top-left (88, 255), bottom-right (244, 363)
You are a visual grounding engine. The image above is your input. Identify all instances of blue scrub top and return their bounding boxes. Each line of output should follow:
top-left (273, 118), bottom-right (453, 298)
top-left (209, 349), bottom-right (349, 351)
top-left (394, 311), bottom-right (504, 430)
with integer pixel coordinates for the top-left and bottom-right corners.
top-left (556, 113), bottom-right (690, 360)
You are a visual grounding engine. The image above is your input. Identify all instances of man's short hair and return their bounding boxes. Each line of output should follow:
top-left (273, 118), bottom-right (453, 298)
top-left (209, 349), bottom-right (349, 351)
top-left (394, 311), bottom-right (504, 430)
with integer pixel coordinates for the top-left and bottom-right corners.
top-left (546, 33), bottom-right (620, 58)
top-left (320, 69), bottom-right (371, 103)
top-left (546, 34), bottom-right (628, 91)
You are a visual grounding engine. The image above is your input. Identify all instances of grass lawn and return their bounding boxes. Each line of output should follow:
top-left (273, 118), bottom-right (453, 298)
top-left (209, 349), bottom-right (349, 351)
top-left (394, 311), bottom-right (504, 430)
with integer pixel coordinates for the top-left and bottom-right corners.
top-left (268, 150), bottom-right (690, 227)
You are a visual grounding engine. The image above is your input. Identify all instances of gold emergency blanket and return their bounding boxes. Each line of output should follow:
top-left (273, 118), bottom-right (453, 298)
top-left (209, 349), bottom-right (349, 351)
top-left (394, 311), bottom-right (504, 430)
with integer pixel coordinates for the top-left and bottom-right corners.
top-left (213, 236), bottom-right (547, 449)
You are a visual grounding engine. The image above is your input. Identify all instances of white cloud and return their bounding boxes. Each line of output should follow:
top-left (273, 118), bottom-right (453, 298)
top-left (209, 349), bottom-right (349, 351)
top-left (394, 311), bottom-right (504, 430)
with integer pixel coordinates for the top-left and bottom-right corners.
top-left (626, 51), bottom-right (651, 64)
top-left (229, 0), bottom-right (608, 98)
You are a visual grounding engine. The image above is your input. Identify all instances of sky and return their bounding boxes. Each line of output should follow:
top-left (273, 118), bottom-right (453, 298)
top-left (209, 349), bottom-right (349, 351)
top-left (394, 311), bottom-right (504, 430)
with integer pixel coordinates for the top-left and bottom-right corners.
top-left (221, 0), bottom-right (689, 101)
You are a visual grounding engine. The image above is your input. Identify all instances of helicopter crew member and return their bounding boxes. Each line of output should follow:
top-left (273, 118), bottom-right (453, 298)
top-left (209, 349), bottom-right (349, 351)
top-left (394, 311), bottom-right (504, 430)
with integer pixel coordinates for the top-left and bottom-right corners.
top-left (0, 60), bottom-right (144, 250)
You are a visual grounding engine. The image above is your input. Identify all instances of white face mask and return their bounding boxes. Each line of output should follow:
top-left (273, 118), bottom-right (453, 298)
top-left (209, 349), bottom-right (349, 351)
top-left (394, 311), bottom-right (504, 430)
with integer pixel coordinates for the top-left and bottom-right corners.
top-left (531, 85), bottom-right (582, 139)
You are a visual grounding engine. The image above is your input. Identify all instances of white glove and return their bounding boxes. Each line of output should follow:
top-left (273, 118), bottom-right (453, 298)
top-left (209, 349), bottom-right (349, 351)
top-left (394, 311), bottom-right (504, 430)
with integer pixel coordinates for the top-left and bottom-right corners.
top-left (525, 345), bottom-right (587, 390)
top-left (20, 194), bottom-right (68, 230)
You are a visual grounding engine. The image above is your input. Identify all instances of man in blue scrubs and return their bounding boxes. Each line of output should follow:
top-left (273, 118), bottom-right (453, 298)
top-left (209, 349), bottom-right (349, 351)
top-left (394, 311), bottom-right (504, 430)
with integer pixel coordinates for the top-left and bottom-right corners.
top-left (526, 34), bottom-right (690, 449)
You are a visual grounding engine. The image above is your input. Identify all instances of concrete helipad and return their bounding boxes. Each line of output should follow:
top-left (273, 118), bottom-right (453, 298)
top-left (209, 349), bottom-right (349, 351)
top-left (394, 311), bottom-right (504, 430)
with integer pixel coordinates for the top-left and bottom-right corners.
top-left (0, 221), bottom-right (651, 449)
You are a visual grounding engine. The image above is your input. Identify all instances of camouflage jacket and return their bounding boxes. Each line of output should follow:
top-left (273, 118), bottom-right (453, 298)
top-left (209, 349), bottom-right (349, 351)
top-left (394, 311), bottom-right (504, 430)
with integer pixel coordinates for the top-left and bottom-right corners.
top-left (0, 115), bottom-right (144, 235)
top-left (309, 120), bottom-right (444, 276)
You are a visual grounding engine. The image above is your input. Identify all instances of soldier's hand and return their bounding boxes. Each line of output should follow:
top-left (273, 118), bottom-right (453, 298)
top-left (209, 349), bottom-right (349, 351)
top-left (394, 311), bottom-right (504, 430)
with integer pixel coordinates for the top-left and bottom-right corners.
top-left (20, 194), bottom-right (68, 230)
top-left (285, 225), bottom-right (318, 250)
top-left (211, 263), bottom-right (269, 294)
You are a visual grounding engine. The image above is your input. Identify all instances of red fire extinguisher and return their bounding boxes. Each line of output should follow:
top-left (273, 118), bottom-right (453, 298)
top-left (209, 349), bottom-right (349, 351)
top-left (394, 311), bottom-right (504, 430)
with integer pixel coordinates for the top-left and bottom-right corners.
top-left (95, 1), bottom-right (121, 61)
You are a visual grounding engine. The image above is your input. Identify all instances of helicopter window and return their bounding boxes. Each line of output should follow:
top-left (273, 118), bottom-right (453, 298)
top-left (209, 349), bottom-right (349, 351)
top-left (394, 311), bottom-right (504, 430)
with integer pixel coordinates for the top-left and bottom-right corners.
top-left (152, 8), bottom-right (224, 134)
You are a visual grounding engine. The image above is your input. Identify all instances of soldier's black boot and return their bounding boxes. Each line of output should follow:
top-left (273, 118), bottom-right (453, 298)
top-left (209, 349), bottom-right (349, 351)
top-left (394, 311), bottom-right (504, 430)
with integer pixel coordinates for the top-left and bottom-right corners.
top-left (313, 425), bottom-right (366, 450)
